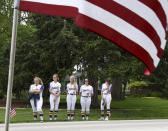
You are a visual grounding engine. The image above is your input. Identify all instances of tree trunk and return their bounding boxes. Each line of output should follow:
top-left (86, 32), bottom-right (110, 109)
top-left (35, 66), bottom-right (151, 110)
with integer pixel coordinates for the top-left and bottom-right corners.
top-left (88, 71), bottom-right (99, 108)
top-left (112, 77), bottom-right (122, 100)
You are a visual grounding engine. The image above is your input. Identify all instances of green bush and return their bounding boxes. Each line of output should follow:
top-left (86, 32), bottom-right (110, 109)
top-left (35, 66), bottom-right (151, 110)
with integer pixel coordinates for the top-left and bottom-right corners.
top-left (126, 81), bottom-right (148, 89)
top-left (150, 91), bottom-right (163, 97)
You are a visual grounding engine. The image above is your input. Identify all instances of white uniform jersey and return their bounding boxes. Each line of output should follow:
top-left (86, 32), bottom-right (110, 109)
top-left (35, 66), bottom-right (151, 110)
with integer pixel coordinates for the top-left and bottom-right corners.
top-left (48, 81), bottom-right (61, 94)
top-left (80, 85), bottom-right (94, 97)
top-left (101, 83), bottom-right (112, 94)
top-left (66, 83), bottom-right (78, 95)
top-left (48, 81), bottom-right (61, 112)
top-left (29, 84), bottom-right (44, 98)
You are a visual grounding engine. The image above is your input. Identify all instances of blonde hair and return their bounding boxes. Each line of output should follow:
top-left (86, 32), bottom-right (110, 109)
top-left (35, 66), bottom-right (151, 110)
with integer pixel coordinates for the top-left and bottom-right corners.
top-left (34, 77), bottom-right (43, 85)
top-left (70, 75), bottom-right (77, 88)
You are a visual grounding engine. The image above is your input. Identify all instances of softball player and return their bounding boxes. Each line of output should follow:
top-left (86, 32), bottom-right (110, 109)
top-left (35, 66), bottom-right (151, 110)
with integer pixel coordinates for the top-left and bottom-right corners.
top-left (100, 78), bottom-right (112, 120)
top-left (48, 74), bottom-right (61, 120)
top-left (29, 77), bottom-right (44, 122)
top-left (80, 78), bottom-right (94, 120)
top-left (66, 75), bottom-right (78, 120)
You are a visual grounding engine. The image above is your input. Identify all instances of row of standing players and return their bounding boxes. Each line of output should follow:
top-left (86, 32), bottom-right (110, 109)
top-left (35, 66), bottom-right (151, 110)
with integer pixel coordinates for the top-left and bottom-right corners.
top-left (29, 74), bottom-right (112, 122)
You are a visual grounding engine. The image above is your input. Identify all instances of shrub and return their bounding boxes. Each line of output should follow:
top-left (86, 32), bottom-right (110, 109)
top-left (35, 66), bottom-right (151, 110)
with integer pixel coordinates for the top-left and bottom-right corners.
top-left (150, 91), bottom-right (163, 97)
top-left (126, 81), bottom-right (148, 89)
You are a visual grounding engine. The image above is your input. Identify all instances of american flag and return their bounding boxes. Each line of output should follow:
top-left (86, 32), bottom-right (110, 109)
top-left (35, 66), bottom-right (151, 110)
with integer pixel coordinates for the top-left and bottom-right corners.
top-left (10, 107), bottom-right (17, 118)
top-left (19, 0), bottom-right (168, 73)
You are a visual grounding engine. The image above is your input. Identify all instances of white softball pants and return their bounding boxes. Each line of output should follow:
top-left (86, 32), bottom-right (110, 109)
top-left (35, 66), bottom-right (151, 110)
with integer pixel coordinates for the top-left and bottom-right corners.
top-left (80, 97), bottom-right (91, 112)
top-left (50, 95), bottom-right (60, 111)
top-left (101, 94), bottom-right (112, 111)
top-left (67, 94), bottom-right (76, 111)
top-left (30, 98), bottom-right (43, 112)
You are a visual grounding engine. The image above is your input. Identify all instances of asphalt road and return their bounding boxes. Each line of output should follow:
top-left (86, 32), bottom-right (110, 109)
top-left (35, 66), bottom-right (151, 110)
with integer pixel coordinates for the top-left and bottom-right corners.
top-left (1, 120), bottom-right (168, 131)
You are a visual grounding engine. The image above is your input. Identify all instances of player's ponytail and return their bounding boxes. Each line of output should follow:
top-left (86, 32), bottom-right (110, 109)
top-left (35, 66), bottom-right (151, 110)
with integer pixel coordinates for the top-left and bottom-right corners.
top-left (74, 77), bottom-right (77, 89)
top-left (38, 77), bottom-right (43, 85)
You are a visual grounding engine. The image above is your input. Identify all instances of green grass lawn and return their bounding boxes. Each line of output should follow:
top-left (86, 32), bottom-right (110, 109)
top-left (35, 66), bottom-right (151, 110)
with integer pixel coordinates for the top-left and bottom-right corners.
top-left (1, 97), bottom-right (168, 123)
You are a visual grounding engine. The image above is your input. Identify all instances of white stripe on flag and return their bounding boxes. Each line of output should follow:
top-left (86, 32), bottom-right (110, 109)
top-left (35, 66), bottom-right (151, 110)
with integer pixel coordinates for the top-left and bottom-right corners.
top-left (22, 0), bottom-right (79, 7)
top-left (113, 0), bottom-right (166, 49)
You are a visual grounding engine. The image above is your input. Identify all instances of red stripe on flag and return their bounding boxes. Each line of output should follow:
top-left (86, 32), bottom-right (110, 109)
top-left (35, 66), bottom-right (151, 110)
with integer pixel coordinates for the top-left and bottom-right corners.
top-left (139, 0), bottom-right (167, 34)
top-left (86, 0), bottom-right (163, 58)
top-left (75, 14), bottom-right (155, 72)
top-left (20, 1), bottom-right (78, 18)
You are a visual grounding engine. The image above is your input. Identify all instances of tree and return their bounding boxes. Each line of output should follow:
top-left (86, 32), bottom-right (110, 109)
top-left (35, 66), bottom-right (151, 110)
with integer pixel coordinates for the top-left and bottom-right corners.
top-left (0, 0), bottom-right (13, 98)
top-left (26, 15), bottom-right (80, 97)
top-left (145, 40), bottom-right (168, 96)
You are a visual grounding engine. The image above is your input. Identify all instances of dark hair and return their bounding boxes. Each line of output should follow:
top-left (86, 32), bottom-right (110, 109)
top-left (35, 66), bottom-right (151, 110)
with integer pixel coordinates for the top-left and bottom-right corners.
top-left (105, 77), bottom-right (111, 85)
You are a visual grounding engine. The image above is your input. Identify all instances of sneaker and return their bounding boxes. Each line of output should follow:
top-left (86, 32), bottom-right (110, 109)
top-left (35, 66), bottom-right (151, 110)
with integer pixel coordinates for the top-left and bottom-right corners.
top-left (68, 116), bottom-right (70, 120)
top-left (49, 118), bottom-right (52, 121)
top-left (99, 117), bottom-right (104, 120)
top-left (86, 116), bottom-right (88, 121)
top-left (40, 120), bottom-right (43, 123)
top-left (82, 117), bottom-right (85, 120)
top-left (105, 116), bottom-right (109, 121)
top-left (54, 117), bottom-right (57, 120)
top-left (71, 116), bottom-right (74, 120)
